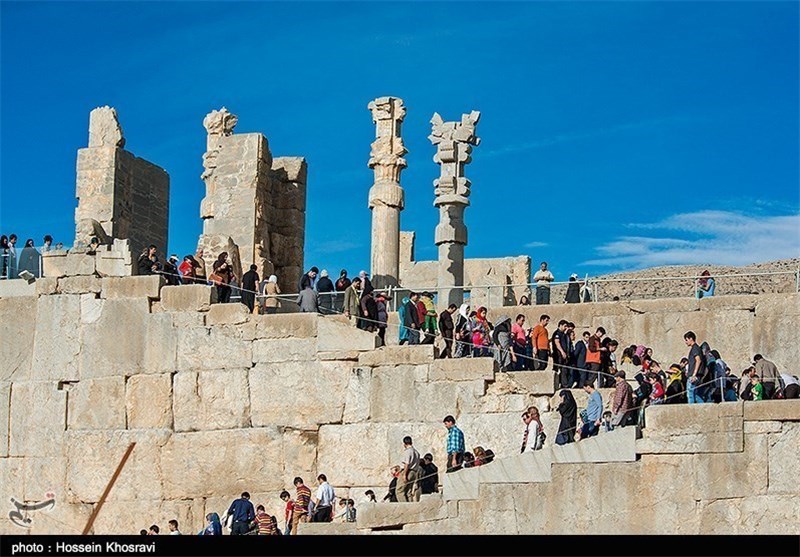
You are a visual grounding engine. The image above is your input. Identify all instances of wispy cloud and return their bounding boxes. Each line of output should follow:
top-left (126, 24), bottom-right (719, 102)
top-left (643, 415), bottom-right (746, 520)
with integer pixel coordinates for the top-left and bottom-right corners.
top-left (583, 210), bottom-right (800, 268)
top-left (524, 241), bottom-right (548, 248)
top-left (483, 115), bottom-right (698, 158)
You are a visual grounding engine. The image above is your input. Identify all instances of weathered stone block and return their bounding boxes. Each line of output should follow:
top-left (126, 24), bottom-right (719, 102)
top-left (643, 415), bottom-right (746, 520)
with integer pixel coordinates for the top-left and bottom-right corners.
top-left (57, 275), bottom-right (102, 294)
top-left (0, 383), bottom-right (9, 457)
top-left (66, 253), bottom-right (97, 276)
top-left (31, 294), bottom-right (81, 381)
top-left (80, 298), bottom-right (176, 377)
top-left (768, 422), bottom-right (800, 494)
top-left (551, 426), bottom-right (638, 464)
top-left (357, 497), bottom-right (447, 529)
top-left (101, 275), bottom-right (163, 299)
top-left (369, 365), bottom-right (429, 422)
top-left (173, 369), bottom-right (250, 432)
top-left (95, 256), bottom-right (132, 277)
top-left (160, 428), bottom-right (284, 499)
top-left (126, 373), bottom-right (173, 429)
top-left (91, 498), bottom-right (204, 535)
top-left (298, 522), bottom-right (359, 535)
top-left (497, 371), bottom-right (555, 396)
top-left (249, 361), bottom-right (351, 428)
top-left (253, 313), bottom-right (318, 339)
top-left (206, 302), bottom-right (251, 325)
top-left (0, 296), bottom-right (37, 381)
top-left (160, 285), bottom-right (214, 312)
top-left (693, 433), bottom-right (768, 499)
top-left (80, 294), bottom-right (104, 324)
top-left (67, 377), bottom-right (126, 430)
top-left (743, 400), bottom-right (800, 422)
top-left (35, 277), bottom-right (58, 295)
top-left (429, 358), bottom-right (496, 382)
top-left (637, 401), bottom-right (744, 454)
top-left (358, 345), bottom-right (436, 367)
top-left (66, 429), bottom-right (171, 503)
top-left (0, 279), bottom-right (36, 297)
top-left (744, 421), bottom-right (782, 434)
top-left (176, 327), bottom-right (252, 371)
top-left (343, 367), bottom-right (372, 423)
top-left (9, 382), bottom-right (66, 457)
top-left (318, 316), bottom-right (378, 352)
top-left (253, 338), bottom-right (316, 362)
top-left (317, 423), bottom-right (391, 487)
top-left (41, 251), bottom-right (69, 278)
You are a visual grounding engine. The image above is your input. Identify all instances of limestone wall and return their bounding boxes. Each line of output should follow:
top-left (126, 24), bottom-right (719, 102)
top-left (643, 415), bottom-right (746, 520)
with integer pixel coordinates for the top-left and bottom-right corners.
top-left (399, 231), bottom-right (531, 307)
top-left (1, 281), bottom-right (797, 535)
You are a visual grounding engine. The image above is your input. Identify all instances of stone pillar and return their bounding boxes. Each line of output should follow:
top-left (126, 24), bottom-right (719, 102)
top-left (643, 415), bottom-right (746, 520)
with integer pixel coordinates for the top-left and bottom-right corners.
top-left (198, 108), bottom-right (307, 293)
top-left (74, 106), bottom-right (169, 261)
top-left (368, 97), bottom-right (407, 289)
top-left (429, 111), bottom-right (481, 309)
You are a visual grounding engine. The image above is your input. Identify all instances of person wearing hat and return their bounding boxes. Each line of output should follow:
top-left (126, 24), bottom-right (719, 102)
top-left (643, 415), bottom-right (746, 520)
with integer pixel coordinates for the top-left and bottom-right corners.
top-left (299, 266), bottom-right (319, 292)
top-left (564, 274), bottom-right (581, 304)
top-left (163, 254), bottom-right (182, 286)
top-left (316, 269), bottom-right (335, 314)
top-left (611, 370), bottom-right (634, 427)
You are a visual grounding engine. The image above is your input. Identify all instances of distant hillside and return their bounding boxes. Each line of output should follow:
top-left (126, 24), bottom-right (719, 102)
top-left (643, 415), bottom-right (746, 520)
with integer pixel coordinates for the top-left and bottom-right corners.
top-left (586, 259), bottom-right (799, 302)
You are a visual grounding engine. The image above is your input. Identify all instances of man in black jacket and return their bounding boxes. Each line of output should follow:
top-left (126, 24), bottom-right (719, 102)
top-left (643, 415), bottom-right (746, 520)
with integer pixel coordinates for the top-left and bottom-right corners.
top-left (403, 292), bottom-right (422, 345)
top-left (438, 304), bottom-right (457, 358)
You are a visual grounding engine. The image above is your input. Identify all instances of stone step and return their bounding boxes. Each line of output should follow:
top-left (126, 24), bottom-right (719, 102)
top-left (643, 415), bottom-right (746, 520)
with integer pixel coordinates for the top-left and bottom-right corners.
top-left (429, 357), bottom-right (497, 382)
top-left (358, 344), bottom-right (437, 367)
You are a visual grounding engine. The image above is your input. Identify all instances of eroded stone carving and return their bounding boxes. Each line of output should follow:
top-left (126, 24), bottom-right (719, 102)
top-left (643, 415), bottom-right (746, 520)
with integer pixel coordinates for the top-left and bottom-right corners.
top-left (368, 97), bottom-right (407, 288)
top-left (429, 111), bottom-right (481, 307)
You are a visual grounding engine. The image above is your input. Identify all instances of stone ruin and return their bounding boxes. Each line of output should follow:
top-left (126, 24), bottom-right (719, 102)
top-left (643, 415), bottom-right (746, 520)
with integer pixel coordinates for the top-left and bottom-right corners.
top-left (365, 98), bottom-right (529, 306)
top-left (74, 106), bottom-right (169, 259)
top-left (198, 108), bottom-right (306, 293)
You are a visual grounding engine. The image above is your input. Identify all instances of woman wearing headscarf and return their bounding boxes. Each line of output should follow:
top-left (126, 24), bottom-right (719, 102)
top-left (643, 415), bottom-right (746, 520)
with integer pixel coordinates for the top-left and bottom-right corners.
top-left (17, 239), bottom-right (41, 278)
top-left (453, 304), bottom-right (471, 358)
top-left (695, 270), bottom-right (715, 299)
top-left (178, 255), bottom-right (197, 282)
top-left (665, 363), bottom-right (686, 404)
top-left (555, 389), bottom-right (577, 445)
top-left (375, 293), bottom-right (389, 347)
top-left (261, 274), bottom-right (281, 314)
top-left (398, 296), bottom-right (410, 345)
top-left (491, 315), bottom-right (516, 371)
top-left (471, 307), bottom-right (492, 357)
top-left (199, 512), bottom-right (222, 535)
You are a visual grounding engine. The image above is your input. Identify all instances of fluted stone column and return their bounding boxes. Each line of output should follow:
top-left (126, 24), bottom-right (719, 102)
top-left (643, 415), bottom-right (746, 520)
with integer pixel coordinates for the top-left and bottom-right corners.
top-left (368, 97), bottom-right (407, 289)
top-left (429, 111), bottom-right (481, 309)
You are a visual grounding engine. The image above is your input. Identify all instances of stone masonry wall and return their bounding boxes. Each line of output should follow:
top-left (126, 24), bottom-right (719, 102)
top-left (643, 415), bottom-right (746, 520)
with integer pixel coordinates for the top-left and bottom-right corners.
top-left (0, 279), bottom-right (797, 535)
top-left (399, 231), bottom-right (531, 307)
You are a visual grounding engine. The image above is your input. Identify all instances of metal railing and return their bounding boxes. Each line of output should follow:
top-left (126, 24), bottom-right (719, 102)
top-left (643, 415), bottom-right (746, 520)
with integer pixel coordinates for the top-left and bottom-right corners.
top-left (0, 245), bottom-right (55, 280)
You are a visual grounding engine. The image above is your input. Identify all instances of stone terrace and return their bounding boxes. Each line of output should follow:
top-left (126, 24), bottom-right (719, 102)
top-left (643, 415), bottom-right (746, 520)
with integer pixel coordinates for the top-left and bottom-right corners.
top-left (0, 275), bottom-right (798, 534)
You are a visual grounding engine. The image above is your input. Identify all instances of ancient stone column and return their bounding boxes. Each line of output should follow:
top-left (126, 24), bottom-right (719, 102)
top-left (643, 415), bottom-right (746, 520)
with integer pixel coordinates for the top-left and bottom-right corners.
top-left (368, 97), bottom-right (407, 289)
top-left (429, 111), bottom-right (481, 308)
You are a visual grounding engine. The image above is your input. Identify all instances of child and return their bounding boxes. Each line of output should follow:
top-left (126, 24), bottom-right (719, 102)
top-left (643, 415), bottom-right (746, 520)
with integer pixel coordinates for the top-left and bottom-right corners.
top-left (602, 411), bottom-right (614, 433)
top-left (751, 374), bottom-right (764, 401)
top-left (649, 373), bottom-right (665, 404)
top-left (279, 490), bottom-right (294, 536)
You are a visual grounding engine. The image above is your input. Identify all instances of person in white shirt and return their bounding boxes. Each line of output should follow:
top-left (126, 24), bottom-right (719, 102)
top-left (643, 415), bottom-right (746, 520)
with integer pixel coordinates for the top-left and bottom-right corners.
top-left (520, 406), bottom-right (545, 452)
top-left (533, 261), bottom-right (555, 305)
top-left (167, 519), bottom-right (181, 535)
top-left (780, 373), bottom-right (800, 399)
top-left (310, 474), bottom-right (336, 522)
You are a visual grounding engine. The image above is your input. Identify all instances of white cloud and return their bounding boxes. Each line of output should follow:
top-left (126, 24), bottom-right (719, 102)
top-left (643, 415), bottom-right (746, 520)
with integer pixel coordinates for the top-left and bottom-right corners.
top-left (524, 241), bottom-right (548, 248)
top-left (583, 210), bottom-right (800, 268)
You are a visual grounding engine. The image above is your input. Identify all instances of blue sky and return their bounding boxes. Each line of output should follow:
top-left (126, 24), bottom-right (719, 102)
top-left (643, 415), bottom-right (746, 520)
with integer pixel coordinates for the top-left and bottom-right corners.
top-left (1, 1), bottom-right (798, 281)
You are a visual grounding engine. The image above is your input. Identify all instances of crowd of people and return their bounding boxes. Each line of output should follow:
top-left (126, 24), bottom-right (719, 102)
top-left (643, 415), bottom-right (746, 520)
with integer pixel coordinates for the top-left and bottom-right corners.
top-left (0, 234), bottom-right (60, 279)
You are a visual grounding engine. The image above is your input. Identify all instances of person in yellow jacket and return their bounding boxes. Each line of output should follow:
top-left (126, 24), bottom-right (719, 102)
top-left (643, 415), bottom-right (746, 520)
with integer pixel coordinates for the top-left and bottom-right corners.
top-left (421, 292), bottom-right (438, 342)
